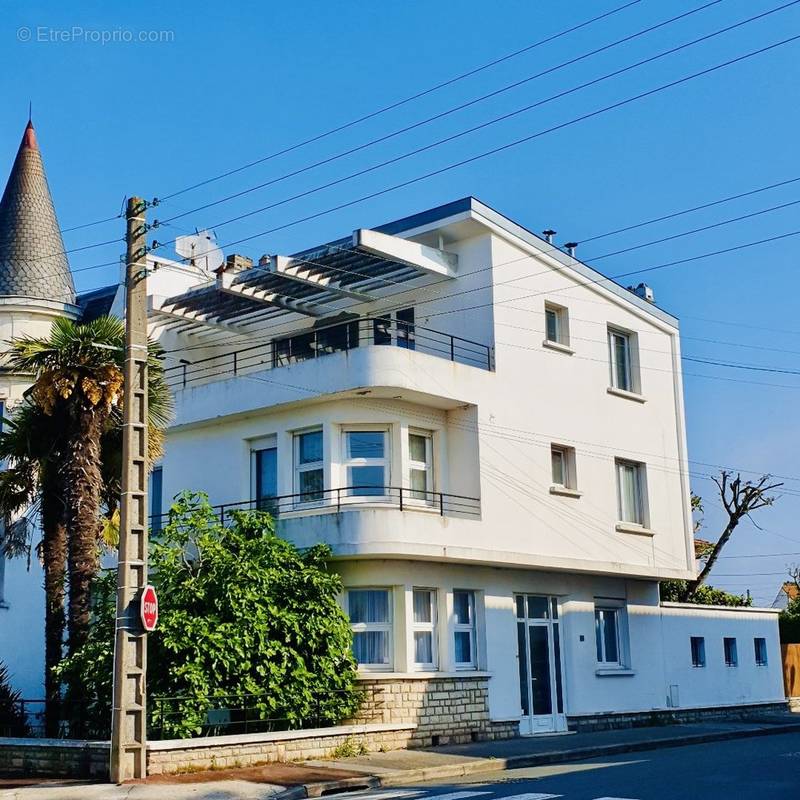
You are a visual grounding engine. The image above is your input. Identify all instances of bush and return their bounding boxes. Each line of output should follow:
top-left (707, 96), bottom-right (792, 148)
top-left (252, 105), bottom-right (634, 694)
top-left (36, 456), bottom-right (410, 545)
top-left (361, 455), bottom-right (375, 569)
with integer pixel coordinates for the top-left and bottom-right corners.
top-left (0, 661), bottom-right (29, 737)
top-left (779, 595), bottom-right (800, 643)
top-left (660, 580), bottom-right (752, 607)
top-left (56, 492), bottom-right (361, 738)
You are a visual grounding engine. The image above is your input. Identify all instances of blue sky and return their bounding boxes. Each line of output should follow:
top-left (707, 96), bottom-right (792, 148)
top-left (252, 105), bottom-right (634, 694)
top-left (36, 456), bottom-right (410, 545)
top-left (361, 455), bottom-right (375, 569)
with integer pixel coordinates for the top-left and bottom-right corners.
top-left (1, 0), bottom-right (799, 602)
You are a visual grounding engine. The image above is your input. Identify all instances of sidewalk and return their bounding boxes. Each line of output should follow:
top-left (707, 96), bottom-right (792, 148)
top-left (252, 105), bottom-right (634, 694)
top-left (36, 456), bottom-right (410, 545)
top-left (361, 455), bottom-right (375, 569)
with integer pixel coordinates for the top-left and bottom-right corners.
top-left (3, 712), bottom-right (799, 799)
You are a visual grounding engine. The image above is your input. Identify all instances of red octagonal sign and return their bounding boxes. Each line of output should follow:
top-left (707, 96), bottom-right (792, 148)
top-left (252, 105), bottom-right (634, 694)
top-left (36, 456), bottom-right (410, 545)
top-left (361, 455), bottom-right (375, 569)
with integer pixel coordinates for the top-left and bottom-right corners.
top-left (140, 584), bottom-right (159, 632)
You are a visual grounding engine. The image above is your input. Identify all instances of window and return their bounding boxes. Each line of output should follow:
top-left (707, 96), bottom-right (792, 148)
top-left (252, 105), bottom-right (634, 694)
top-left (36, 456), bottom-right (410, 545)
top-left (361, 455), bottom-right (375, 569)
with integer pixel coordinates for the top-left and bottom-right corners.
top-left (616, 459), bottom-right (646, 526)
top-left (551, 445), bottom-right (576, 490)
top-left (408, 430), bottom-right (433, 502)
top-left (595, 607), bottom-right (621, 665)
top-left (348, 589), bottom-right (392, 668)
top-left (274, 320), bottom-right (358, 366)
top-left (453, 590), bottom-right (477, 668)
top-left (396, 308), bottom-right (415, 350)
top-left (254, 446), bottom-right (278, 512)
top-left (724, 637), bottom-right (738, 667)
top-left (608, 327), bottom-right (634, 392)
top-left (754, 637), bottom-right (768, 666)
top-left (294, 429), bottom-right (323, 503)
top-left (149, 465), bottom-right (164, 534)
top-left (544, 303), bottom-right (569, 346)
top-left (344, 430), bottom-right (388, 497)
top-left (412, 588), bottom-right (437, 669)
top-left (690, 636), bottom-right (706, 667)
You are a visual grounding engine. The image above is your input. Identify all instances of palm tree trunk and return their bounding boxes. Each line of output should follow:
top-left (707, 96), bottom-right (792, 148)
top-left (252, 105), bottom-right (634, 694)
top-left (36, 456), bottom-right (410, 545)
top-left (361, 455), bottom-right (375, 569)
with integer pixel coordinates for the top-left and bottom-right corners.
top-left (64, 407), bottom-right (106, 657)
top-left (40, 472), bottom-right (66, 738)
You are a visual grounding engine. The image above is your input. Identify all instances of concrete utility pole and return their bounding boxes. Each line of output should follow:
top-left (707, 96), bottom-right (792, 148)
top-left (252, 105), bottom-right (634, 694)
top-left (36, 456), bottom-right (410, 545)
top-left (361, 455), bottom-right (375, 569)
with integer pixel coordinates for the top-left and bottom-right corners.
top-left (110, 197), bottom-right (150, 782)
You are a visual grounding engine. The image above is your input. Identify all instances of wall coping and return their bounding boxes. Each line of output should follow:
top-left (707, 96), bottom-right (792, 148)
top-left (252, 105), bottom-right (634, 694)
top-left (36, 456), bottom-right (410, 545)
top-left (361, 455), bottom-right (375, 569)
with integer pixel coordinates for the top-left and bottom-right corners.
top-left (0, 737), bottom-right (109, 749)
top-left (357, 671), bottom-right (492, 681)
top-left (660, 601), bottom-right (780, 615)
top-left (566, 699), bottom-right (787, 719)
top-left (147, 721), bottom-right (417, 752)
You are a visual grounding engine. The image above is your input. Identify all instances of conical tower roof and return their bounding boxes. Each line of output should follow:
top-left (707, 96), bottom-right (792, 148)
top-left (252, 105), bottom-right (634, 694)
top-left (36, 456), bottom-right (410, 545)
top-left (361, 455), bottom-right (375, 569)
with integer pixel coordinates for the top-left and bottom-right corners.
top-left (0, 120), bottom-right (76, 304)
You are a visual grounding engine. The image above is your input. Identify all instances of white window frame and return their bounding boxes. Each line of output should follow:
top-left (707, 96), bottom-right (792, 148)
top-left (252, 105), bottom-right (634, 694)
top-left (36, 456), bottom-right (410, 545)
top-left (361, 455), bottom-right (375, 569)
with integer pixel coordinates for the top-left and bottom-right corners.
top-left (690, 636), bottom-right (706, 668)
top-left (544, 302), bottom-right (569, 346)
top-left (595, 607), bottom-right (622, 666)
top-left (342, 427), bottom-right (389, 499)
top-left (293, 428), bottom-right (324, 505)
top-left (408, 429), bottom-right (434, 504)
top-left (551, 444), bottom-right (577, 490)
top-left (608, 326), bottom-right (636, 392)
top-left (616, 459), bottom-right (647, 526)
top-left (754, 637), bottom-right (768, 666)
top-left (411, 588), bottom-right (438, 671)
top-left (347, 587), bottom-right (393, 671)
top-left (453, 589), bottom-right (478, 670)
top-left (723, 637), bottom-right (738, 667)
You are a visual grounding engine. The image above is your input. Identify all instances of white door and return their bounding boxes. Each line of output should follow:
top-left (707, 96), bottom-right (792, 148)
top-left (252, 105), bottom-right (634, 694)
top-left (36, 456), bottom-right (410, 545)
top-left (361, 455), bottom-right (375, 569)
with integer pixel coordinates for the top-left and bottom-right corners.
top-left (515, 594), bottom-right (567, 735)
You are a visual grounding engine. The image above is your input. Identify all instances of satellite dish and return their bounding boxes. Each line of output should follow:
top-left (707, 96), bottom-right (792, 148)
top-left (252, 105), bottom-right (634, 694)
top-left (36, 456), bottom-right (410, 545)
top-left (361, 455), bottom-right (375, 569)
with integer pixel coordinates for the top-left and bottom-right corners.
top-left (175, 229), bottom-right (224, 273)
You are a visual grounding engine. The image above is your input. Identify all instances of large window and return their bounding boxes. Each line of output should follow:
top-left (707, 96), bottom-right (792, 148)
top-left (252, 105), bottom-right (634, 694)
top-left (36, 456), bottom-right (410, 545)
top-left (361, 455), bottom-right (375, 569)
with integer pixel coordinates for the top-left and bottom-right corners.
top-left (754, 637), bottom-right (768, 666)
top-left (608, 327), bottom-right (635, 392)
top-left (294, 429), bottom-right (323, 503)
top-left (408, 430), bottom-right (433, 502)
top-left (348, 589), bottom-right (392, 669)
top-left (344, 430), bottom-right (388, 497)
top-left (412, 588), bottom-right (437, 670)
top-left (453, 590), bottom-right (477, 669)
top-left (595, 607), bottom-right (621, 666)
top-left (724, 637), bottom-right (738, 667)
top-left (616, 459), bottom-right (647, 526)
top-left (690, 636), bottom-right (706, 668)
top-left (254, 446), bottom-right (278, 512)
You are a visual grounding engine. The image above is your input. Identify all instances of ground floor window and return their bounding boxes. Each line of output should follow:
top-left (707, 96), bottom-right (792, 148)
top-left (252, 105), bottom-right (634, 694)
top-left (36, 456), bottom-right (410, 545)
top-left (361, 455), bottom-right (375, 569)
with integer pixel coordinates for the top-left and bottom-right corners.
top-left (723, 637), bottom-right (738, 667)
top-left (453, 590), bottom-right (477, 668)
top-left (347, 588), bottom-right (392, 669)
top-left (594, 607), bottom-right (621, 666)
top-left (412, 588), bottom-right (437, 669)
top-left (691, 636), bottom-right (706, 668)
top-left (754, 637), bottom-right (768, 666)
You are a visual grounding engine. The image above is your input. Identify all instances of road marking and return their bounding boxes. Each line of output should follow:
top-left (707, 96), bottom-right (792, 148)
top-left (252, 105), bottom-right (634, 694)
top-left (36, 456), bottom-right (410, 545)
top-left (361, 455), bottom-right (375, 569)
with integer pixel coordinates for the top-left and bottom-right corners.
top-left (493, 794), bottom-right (562, 800)
top-left (593, 797), bottom-right (640, 799)
top-left (424, 793), bottom-right (492, 800)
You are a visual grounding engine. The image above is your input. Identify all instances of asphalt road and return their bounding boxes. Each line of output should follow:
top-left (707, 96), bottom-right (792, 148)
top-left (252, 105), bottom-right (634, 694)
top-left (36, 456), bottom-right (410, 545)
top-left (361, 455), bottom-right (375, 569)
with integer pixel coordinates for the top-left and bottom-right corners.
top-left (357, 731), bottom-right (800, 800)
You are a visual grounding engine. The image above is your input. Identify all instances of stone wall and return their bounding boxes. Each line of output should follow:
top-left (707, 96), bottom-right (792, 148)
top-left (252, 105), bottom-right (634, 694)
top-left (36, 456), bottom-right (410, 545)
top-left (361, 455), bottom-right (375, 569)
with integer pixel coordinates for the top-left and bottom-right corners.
top-left (567, 700), bottom-right (790, 732)
top-left (354, 675), bottom-right (518, 747)
top-left (147, 723), bottom-right (414, 775)
top-left (0, 738), bottom-right (109, 778)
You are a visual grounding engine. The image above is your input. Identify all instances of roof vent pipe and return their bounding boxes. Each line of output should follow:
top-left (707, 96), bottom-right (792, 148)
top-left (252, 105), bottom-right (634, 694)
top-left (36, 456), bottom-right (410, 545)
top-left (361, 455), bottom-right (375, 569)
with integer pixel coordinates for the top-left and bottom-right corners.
top-left (564, 242), bottom-right (578, 257)
top-left (542, 229), bottom-right (557, 244)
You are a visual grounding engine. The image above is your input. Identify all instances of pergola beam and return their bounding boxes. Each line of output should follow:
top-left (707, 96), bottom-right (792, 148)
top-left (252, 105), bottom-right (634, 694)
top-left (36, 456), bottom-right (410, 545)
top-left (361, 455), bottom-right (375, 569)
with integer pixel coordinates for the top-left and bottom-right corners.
top-left (271, 255), bottom-right (375, 301)
top-left (353, 228), bottom-right (457, 278)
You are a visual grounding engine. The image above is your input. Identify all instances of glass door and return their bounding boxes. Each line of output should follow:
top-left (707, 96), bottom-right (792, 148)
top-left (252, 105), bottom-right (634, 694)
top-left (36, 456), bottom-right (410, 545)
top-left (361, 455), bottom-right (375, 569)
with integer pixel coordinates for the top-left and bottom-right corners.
top-left (515, 594), bottom-right (566, 735)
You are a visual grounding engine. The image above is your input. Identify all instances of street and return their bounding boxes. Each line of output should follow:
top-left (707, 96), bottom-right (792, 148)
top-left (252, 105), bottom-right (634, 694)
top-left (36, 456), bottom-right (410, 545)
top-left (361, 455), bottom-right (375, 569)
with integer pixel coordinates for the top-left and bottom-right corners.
top-left (390, 732), bottom-right (800, 800)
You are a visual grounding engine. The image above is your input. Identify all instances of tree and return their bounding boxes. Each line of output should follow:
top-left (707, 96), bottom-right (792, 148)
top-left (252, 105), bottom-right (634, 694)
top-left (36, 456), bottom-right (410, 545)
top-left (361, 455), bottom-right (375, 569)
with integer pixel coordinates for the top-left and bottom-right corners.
top-left (684, 471), bottom-right (782, 601)
top-left (0, 316), bottom-right (171, 731)
top-left (56, 494), bottom-right (361, 739)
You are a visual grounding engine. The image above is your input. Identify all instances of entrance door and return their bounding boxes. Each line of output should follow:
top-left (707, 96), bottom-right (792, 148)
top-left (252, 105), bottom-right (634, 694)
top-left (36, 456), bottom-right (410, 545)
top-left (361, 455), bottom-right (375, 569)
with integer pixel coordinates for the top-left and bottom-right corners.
top-left (515, 594), bottom-right (566, 734)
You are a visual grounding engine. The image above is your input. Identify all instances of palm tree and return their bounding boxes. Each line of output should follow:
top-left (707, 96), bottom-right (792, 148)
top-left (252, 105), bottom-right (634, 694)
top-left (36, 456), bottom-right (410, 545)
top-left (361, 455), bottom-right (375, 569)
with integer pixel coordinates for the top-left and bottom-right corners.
top-left (4, 316), bottom-right (172, 661)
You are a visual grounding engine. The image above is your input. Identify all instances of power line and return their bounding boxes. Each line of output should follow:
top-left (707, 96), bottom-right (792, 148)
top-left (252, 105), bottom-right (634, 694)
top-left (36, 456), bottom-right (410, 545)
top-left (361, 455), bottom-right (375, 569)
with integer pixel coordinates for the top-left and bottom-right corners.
top-left (156, 0), bottom-right (727, 226)
top-left (156, 0), bottom-right (643, 202)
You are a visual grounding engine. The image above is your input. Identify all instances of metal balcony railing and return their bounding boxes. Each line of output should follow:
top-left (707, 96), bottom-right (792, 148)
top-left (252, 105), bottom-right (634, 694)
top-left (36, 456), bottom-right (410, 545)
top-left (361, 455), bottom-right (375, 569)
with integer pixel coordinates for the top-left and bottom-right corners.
top-left (150, 485), bottom-right (481, 531)
top-left (163, 315), bottom-right (494, 390)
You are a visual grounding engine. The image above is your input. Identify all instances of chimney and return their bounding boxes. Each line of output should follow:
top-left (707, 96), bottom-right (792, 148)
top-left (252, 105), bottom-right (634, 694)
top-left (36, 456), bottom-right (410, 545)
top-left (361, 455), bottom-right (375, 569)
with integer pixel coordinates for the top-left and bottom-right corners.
top-left (629, 282), bottom-right (655, 304)
top-left (258, 254), bottom-right (271, 267)
top-left (224, 254), bottom-right (253, 274)
top-left (564, 242), bottom-right (577, 257)
top-left (542, 229), bottom-right (557, 244)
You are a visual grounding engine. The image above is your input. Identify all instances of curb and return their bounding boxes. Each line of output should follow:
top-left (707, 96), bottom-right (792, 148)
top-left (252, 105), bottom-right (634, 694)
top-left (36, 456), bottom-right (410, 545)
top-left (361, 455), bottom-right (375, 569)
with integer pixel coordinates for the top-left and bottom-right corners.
top-left (284, 721), bottom-right (800, 797)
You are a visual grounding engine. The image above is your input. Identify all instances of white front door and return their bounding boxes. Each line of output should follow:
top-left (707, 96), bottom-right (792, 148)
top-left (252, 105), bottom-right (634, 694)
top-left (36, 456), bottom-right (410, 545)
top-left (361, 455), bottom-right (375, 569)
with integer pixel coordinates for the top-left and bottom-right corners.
top-left (515, 594), bottom-right (567, 735)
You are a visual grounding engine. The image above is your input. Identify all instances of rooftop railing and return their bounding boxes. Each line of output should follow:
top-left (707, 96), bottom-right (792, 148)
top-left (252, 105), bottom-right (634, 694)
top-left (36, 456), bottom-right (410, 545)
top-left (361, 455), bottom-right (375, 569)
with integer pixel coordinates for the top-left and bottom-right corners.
top-left (163, 315), bottom-right (494, 390)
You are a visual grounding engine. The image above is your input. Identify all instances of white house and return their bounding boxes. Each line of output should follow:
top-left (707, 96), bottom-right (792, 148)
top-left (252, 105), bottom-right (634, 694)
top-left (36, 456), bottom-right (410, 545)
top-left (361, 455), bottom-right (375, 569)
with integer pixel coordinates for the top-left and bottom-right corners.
top-left (0, 119), bottom-right (785, 739)
top-left (140, 197), bottom-right (786, 739)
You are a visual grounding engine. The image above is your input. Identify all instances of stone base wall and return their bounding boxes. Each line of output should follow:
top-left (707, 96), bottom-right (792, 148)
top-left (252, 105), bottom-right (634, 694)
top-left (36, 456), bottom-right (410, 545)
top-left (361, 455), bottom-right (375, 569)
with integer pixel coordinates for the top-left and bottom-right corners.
top-left (354, 676), bottom-right (519, 747)
top-left (567, 700), bottom-right (790, 732)
top-left (788, 697), bottom-right (800, 713)
top-left (0, 739), bottom-right (109, 779)
top-left (147, 723), bottom-right (414, 776)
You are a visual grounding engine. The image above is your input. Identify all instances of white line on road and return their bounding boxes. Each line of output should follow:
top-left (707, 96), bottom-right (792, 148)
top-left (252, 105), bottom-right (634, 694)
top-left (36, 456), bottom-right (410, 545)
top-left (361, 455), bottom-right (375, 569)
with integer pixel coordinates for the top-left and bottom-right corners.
top-left (422, 792), bottom-right (492, 800)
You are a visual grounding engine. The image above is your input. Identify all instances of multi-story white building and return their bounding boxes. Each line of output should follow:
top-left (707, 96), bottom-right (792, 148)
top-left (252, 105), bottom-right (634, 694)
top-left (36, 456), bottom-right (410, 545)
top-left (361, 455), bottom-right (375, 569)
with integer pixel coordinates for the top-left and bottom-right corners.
top-left (141, 197), bottom-right (785, 740)
top-left (0, 119), bottom-right (785, 737)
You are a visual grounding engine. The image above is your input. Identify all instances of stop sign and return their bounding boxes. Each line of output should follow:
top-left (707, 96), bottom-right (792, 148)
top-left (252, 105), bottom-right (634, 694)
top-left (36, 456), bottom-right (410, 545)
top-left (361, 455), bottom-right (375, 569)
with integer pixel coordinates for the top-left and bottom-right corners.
top-left (140, 584), bottom-right (158, 632)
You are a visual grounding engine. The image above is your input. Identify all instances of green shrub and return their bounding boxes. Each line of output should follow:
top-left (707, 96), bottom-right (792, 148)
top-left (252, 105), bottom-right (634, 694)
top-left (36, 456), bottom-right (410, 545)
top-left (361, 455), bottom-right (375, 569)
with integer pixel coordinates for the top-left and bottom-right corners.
top-left (0, 661), bottom-right (29, 737)
top-left (660, 580), bottom-right (752, 607)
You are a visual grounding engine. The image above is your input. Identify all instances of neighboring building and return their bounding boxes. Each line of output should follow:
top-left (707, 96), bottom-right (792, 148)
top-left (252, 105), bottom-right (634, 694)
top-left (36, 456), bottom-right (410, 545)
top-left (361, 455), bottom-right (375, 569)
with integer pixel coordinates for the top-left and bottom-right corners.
top-left (0, 120), bottom-right (81, 699)
top-left (0, 120), bottom-right (785, 737)
top-left (142, 197), bottom-right (784, 738)
top-left (772, 581), bottom-right (799, 610)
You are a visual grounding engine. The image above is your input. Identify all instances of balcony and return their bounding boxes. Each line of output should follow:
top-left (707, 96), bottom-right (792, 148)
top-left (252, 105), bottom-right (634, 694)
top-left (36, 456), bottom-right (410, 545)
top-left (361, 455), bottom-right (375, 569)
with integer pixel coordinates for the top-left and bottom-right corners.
top-left (163, 315), bottom-right (493, 391)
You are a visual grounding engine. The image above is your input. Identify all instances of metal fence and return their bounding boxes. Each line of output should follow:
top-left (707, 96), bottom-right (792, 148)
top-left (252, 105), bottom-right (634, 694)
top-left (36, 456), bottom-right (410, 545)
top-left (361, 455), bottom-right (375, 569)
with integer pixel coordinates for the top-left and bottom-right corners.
top-left (149, 485), bottom-right (481, 530)
top-left (163, 314), bottom-right (493, 390)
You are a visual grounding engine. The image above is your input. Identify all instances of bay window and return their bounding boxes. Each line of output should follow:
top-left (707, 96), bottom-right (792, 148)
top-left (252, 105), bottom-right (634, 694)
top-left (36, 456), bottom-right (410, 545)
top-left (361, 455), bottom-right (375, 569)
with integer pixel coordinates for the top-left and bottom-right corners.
top-left (348, 588), bottom-right (392, 669)
top-left (408, 430), bottom-right (433, 502)
top-left (294, 429), bottom-right (323, 503)
top-left (343, 429), bottom-right (388, 497)
top-left (412, 588), bottom-right (437, 669)
top-left (453, 590), bottom-right (477, 669)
